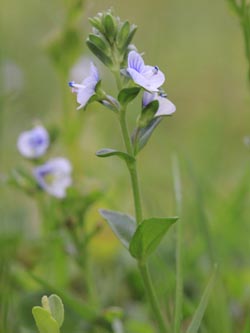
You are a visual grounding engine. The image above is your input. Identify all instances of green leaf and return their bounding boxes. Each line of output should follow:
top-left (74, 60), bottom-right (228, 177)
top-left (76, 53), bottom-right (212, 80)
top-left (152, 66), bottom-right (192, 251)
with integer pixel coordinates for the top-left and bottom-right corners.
top-left (118, 87), bottom-right (141, 106)
top-left (186, 265), bottom-right (218, 333)
top-left (129, 217), bottom-right (178, 261)
top-left (32, 307), bottom-right (60, 333)
top-left (99, 209), bottom-right (136, 249)
top-left (96, 148), bottom-right (135, 164)
top-left (132, 117), bottom-right (162, 155)
top-left (48, 295), bottom-right (64, 328)
top-left (86, 39), bottom-right (113, 68)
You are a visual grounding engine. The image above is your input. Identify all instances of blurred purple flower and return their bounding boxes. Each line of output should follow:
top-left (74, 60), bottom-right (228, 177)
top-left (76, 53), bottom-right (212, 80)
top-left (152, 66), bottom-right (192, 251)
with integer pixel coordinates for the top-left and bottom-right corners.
top-left (69, 62), bottom-right (99, 110)
top-left (17, 125), bottom-right (49, 159)
top-left (127, 51), bottom-right (165, 92)
top-left (142, 91), bottom-right (176, 117)
top-left (34, 158), bottom-right (72, 198)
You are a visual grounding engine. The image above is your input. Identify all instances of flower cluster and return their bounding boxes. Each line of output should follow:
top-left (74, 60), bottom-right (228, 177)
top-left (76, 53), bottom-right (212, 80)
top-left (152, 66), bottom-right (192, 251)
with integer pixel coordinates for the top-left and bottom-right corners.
top-left (68, 10), bottom-right (175, 149)
top-left (17, 125), bottom-right (72, 198)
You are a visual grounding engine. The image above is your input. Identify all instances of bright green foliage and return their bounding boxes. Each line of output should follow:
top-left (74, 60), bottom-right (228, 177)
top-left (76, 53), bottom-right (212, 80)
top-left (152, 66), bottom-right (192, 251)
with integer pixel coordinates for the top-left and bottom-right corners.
top-left (32, 307), bottom-right (60, 333)
top-left (129, 217), bottom-right (178, 261)
top-left (32, 295), bottom-right (64, 333)
top-left (99, 209), bottom-right (136, 249)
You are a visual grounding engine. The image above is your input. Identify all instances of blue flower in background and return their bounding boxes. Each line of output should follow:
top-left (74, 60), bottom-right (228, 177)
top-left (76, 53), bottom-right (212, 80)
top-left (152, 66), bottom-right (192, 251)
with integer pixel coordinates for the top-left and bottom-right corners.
top-left (17, 125), bottom-right (49, 159)
top-left (33, 158), bottom-right (72, 198)
top-left (142, 91), bottom-right (176, 117)
top-left (69, 62), bottom-right (99, 110)
top-left (127, 51), bottom-right (165, 92)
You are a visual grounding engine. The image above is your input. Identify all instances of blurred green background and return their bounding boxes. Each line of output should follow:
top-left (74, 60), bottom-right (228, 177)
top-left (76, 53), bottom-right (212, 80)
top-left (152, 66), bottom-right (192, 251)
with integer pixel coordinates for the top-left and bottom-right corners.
top-left (1, 0), bottom-right (250, 332)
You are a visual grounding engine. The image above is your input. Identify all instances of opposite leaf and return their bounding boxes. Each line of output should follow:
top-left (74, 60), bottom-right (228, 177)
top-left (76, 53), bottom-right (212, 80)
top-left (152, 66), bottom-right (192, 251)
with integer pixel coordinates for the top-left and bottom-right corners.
top-left (96, 148), bottom-right (135, 164)
top-left (99, 209), bottom-right (136, 249)
top-left (129, 217), bottom-right (178, 261)
top-left (32, 307), bottom-right (60, 333)
top-left (118, 87), bottom-right (141, 106)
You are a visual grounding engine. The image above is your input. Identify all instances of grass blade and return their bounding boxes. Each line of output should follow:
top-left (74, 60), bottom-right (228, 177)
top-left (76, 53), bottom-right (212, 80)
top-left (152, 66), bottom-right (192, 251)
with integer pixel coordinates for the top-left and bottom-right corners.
top-left (186, 265), bottom-right (217, 333)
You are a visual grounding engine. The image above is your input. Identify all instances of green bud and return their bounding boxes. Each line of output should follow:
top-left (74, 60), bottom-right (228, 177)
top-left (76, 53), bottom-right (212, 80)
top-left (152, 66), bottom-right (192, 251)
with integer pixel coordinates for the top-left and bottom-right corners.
top-left (88, 17), bottom-right (104, 33)
top-left (103, 13), bottom-right (117, 43)
top-left (117, 21), bottom-right (130, 51)
top-left (86, 38), bottom-right (114, 68)
top-left (88, 34), bottom-right (111, 55)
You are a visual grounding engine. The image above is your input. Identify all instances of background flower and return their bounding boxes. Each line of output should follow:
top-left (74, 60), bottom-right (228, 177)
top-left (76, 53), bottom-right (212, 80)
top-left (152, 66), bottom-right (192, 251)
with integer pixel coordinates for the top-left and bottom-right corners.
top-left (17, 125), bottom-right (49, 159)
top-left (33, 157), bottom-right (72, 198)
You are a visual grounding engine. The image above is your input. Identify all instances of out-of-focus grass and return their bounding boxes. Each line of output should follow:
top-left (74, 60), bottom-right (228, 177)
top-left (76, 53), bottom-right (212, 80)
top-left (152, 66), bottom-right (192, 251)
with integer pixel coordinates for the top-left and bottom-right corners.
top-left (1, 0), bottom-right (250, 332)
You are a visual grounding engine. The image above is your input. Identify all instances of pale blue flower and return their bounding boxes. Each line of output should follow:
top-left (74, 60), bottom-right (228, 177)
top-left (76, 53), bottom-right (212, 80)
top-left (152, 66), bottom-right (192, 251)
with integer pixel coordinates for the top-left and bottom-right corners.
top-left (17, 125), bottom-right (49, 158)
top-left (69, 62), bottom-right (99, 110)
top-left (34, 158), bottom-right (72, 198)
top-left (142, 91), bottom-right (176, 117)
top-left (127, 51), bottom-right (165, 92)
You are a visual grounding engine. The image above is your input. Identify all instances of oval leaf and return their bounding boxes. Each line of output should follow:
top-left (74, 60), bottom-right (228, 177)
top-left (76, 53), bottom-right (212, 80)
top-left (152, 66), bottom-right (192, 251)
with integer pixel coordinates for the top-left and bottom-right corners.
top-left (32, 307), bottom-right (60, 333)
top-left (129, 217), bottom-right (178, 261)
top-left (96, 148), bottom-right (135, 164)
top-left (48, 295), bottom-right (64, 328)
top-left (99, 209), bottom-right (136, 249)
top-left (118, 87), bottom-right (141, 106)
top-left (88, 34), bottom-right (110, 54)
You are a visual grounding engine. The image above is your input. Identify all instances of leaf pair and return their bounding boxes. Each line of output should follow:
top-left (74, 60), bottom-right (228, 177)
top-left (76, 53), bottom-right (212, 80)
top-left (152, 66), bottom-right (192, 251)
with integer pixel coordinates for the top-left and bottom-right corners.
top-left (99, 209), bottom-right (178, 262)
top-left (32, 295), bottom-right (64, 333)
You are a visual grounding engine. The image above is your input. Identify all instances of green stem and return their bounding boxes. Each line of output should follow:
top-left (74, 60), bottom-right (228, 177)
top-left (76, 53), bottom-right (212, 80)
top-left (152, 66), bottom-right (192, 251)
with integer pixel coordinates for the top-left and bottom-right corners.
top-left (119, 108), bottom-right (143, 224)
top-left (139, 263), bottom-right (168, 333)
top-left (118, 100), bottom-right (167, 333)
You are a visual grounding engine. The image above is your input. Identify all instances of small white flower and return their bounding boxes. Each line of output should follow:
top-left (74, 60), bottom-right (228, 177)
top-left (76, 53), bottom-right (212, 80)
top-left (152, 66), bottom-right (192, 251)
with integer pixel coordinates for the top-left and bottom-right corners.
top-left (33, 158), bottom-right (72, 198)
top-left (142, 91), bottom-right (176, 117)
top-left (17, 125), bottom-right (49, 159)
top-left (126, 51), bottom-right (165, 92)
top-left (69, 62), bottom-right (99, 110)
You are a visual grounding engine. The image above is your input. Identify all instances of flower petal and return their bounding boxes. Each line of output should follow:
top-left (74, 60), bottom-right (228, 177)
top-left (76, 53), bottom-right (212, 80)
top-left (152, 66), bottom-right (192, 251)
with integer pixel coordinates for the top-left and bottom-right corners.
top-left (127, 68), bottom-right (159, 92)
top-left (142, 91), bottom-right (155, 107)
top-left (76, 87), bottom-right (95, 109)
top-left (155, 96), bottom-right (176, 117)
top-left (141, 65), bottom-right (165, 90)
top-left (128, 51), bottom-right (144, 73)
